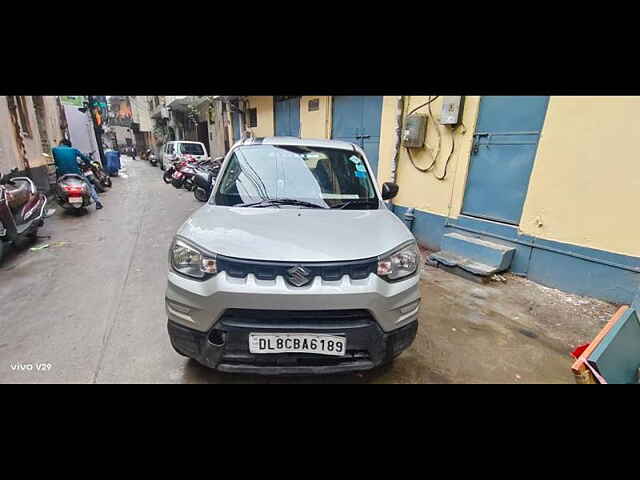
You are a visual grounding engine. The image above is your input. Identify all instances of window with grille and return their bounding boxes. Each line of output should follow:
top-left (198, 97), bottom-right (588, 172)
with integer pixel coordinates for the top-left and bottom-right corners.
top-left (248, 108), bottom-right (257, 128)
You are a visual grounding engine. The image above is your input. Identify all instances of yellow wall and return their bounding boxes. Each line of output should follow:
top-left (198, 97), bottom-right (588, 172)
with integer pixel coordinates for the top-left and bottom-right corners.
top-left (300, 96), bottom-right (330, 138)
top-left (246, 96), bottom-right (274, 137)
top-left (520, 96), bottom-right (640, 257)
top-left (378, 96), bottom-right (480, 217)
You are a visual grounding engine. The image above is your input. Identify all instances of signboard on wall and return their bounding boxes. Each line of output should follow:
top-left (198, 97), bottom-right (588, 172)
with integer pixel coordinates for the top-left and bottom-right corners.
top-left (60, 96), bottom-right (86, 107)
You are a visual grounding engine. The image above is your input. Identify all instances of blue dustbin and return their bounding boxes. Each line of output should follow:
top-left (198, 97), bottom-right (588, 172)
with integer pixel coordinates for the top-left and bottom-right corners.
top-left (104, 150), bottom-right (121, 176)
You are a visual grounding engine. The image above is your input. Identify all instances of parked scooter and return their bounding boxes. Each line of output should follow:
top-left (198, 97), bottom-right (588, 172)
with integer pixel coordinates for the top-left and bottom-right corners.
top-left (0, 170), bottom-right (49, 263)
top-left (162, 159), bottom-right (182, 184)
top-left (148, 149), bottom-right (159, 167)
top-left (177, 157), bottom-right (199, 191)
top-left (163, 156), bottom-right (195, 187)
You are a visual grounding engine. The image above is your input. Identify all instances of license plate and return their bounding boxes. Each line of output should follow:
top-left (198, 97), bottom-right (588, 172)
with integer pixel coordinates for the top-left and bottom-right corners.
top-left (249, 333), bottom-right (346, 356)
top-left (69, 197), bottom-right (83, 204)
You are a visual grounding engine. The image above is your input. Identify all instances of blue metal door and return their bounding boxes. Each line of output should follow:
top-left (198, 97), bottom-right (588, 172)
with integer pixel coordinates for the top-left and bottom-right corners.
top-left (462, 96), bottom-right (549, 225)
top-left (274, 96), bottom-right (300, 137)
top-left (331, 96), bottom-right (383, 174)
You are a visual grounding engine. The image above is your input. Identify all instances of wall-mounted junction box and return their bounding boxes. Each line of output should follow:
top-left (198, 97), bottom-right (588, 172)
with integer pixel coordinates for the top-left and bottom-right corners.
top-left (402, 114), bottom-right (427, 148)
top-left (440, 96), bottom-right (464, 125)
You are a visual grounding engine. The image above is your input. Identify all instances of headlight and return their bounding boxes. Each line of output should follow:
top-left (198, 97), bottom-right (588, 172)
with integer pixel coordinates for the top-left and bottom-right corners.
top-left (170, 239), bottom-right (217, 279)
top-left (377, 241), bottom-right (420, 281)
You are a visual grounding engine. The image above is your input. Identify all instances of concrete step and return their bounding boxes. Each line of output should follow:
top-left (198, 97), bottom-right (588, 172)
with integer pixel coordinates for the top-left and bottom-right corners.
top-left (429, 251), bottom-right (500, 277)
top-left (428, 232), bottom-right (516, 279)
top-left (440, 232), bottom-right (515, 272)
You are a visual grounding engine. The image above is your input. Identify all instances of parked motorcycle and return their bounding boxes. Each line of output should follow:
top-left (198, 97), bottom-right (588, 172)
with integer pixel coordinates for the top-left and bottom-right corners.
top-left (91, 159), bottom-right (112, 188)
top-left (79, 151), bottom-right (110, 193)
top-left (177, 157), bottom-right (199, 191)
top-left (0, 171), bottom-right (48, 263)
top-left (193, 157), bottom-right (222, 202)
top-left (163, 156), bottom-right (194, 188)
top-left (55, 174), bottom-right (93, 212)
top-left (148, 149), bottom-right (159, 167)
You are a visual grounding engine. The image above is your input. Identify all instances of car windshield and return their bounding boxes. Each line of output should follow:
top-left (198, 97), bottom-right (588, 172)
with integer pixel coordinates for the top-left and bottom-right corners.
top-left (179, 143), bottom-right (205, 155)
top-left (213, 145), bottom-right (379, 209)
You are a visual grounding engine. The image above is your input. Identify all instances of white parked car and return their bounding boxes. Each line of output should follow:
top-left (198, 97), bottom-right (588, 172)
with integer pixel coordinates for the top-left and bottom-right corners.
top-left (161, 141), bottom-right (208, 170)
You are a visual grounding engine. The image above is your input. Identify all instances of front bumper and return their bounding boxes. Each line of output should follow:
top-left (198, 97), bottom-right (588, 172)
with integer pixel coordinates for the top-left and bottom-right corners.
top-left (168, 316), bottom-right (418, 375)
top-left (166, 267), bottom-right (421, 374)
top-left (166, 270), bottom-right (421, 334)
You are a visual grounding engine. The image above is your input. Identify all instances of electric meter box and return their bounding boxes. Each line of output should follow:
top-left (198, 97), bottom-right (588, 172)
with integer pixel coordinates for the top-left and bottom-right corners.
top-left (402, 114), bottom-right (427, 148)
top-left (440, 96), bottom-right (464, 125)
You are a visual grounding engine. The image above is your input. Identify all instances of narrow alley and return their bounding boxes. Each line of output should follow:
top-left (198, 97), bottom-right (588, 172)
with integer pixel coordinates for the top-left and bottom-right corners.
top-left (0, 157), bottom-right (615, 384)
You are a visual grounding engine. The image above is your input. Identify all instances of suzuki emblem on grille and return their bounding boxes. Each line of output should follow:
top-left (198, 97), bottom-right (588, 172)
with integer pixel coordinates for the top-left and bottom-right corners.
top-left (286, 265), bottom-right (312, 287)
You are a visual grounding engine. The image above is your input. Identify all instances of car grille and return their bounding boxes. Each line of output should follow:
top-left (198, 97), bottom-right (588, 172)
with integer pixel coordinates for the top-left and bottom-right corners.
top-left (218, 309), bottom-right (375, 330)
top-left (216, 255), bottom-right (378, 282)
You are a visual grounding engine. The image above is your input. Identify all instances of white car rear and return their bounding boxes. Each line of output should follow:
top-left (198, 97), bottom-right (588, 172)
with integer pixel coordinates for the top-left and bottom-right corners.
top-left (162, 141), bottom-right (208, 169)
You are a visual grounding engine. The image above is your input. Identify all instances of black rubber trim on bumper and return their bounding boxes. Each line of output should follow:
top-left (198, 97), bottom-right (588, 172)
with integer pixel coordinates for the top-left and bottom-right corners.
top-left (167, 316), bottom-right (418, 375)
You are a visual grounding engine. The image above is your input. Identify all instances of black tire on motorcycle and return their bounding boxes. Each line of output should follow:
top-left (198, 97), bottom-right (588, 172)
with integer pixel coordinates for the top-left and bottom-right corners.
top-left (92, 179), bottom-right (106, 194)
top-left (163, 171), bottom-right (173, 184)
top-left (0, 241), bottom-right (5, 264)
top-left (104, 176), bottom-right (112, 187)
top-left (194, 187), bottom-right (209, 202)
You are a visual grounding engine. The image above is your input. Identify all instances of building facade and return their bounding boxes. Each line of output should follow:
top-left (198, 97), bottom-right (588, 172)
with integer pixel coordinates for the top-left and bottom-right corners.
top-left (224, 95), bottom-right (640, 304)
top-left (0, 96), bottom-right (67, 192)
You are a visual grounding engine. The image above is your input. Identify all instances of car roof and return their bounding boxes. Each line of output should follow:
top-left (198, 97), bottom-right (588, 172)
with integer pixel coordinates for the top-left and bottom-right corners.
top-left (236, 136), bottom-right (359, 152)
top-left (170, 140), bottom-right (204, 144)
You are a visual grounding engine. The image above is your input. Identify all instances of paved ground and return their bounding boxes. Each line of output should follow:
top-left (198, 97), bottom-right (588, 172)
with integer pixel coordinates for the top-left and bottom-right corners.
top-left (0, 157), bottom-right (617, 383)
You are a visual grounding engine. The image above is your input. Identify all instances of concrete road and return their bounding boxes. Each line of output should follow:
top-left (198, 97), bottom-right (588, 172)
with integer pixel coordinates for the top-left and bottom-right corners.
top-left (0, 157), bottom-right (607, 383)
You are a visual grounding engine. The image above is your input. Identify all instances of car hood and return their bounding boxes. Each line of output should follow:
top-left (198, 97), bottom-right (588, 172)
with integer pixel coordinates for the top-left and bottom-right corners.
top-left (177, 205), bottom-right (414, 262)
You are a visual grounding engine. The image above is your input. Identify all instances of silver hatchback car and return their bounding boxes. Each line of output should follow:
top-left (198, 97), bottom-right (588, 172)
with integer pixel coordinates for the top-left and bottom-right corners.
top-left (166, 137), bottom-right (421, 374)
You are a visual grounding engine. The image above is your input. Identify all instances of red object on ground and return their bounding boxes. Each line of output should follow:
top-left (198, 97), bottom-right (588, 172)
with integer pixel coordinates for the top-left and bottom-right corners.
top-left (571, 344), bottom-right (590, 359)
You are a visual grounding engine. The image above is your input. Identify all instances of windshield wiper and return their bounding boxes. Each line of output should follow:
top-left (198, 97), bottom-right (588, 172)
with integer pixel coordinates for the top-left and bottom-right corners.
top-left (331, 199), bottom-right (377, 209)
top-left (235, 198), bottom-right (328, 209)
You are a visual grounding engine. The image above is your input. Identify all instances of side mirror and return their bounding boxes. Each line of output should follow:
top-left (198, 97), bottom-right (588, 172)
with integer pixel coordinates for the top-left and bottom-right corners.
top-left (381, 182), bottom-right (399, 200)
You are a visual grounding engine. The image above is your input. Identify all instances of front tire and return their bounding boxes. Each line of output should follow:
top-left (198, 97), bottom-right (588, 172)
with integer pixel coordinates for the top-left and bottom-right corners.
top-left (194, 187), bottom-right (208, 202)
top-left (163, 171), bottom-right (173, 184)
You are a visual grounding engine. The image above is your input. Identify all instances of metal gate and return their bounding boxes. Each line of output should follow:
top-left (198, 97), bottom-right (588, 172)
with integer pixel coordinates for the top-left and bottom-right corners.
top-left (331, 96), bottom-right (383, 174)
top-left (462, 96), bottom-right (549, 225)
top-left (274, 96), bottom-right (300, 137)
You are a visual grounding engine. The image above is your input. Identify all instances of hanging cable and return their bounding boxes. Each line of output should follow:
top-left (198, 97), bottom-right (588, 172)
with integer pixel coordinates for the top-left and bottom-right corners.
top-left (434, 126), bottom-right (456, 181)
top-left (406, 146), bottom-right (436, 172)
top-left (407, 96), bottom-right (440, 116)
